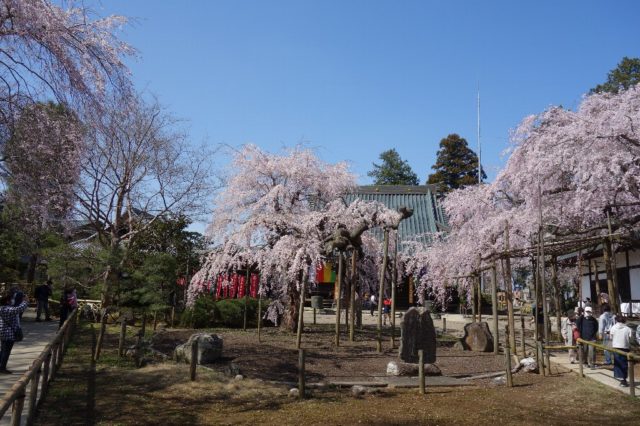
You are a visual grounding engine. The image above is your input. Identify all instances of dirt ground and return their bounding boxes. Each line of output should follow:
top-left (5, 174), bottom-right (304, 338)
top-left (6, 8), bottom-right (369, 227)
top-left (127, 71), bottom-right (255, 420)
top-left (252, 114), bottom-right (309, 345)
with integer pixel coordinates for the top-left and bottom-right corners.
top-left (151, 324), bottom-right (505, 382)
top-left (34, 323), bottom-right (640, 425)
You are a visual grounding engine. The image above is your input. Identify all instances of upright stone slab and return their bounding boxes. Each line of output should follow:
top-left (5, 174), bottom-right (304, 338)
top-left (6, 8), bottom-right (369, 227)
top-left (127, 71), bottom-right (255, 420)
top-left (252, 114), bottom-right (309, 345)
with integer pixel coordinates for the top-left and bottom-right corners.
top-left (399, 307), bottom-right (436, 363)
top-left (461, 322), bottom-right (493, 352)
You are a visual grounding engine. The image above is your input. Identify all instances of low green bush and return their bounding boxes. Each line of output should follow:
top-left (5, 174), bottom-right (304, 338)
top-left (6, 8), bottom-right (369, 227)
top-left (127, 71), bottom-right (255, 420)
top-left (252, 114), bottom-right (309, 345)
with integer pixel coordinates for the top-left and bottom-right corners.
top-left (181, 296), bottom-right (268, 329)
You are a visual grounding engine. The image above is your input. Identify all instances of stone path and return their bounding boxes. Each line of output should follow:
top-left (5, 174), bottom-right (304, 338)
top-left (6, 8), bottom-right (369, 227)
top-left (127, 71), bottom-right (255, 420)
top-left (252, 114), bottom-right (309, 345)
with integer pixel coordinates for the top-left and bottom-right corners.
top-left (0, 309), bottom-right (59, 424)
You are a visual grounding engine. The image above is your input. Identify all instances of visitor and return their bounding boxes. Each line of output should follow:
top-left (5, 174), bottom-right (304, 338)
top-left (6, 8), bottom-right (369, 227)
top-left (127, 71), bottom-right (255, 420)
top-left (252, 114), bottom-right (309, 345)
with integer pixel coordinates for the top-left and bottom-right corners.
top-left (576, 306), bottom-right (598, 369)
top-left (609, 314), bottom-right (633, 387)
top-left (35, 280), bottom-right (53, 321)
top-left (59, 288), bottom-right (78, 328)
top-left (383, 297), bottom-right (391, 325)
top-left (597, 304), bottom-right (615, 365)
top-left (370, 294), bottom-right (377, 316)
top-left (599, 292), bottom-right (610, 306)
top-left (561, 311), bottom-right (578, 363)
top-left (0, 292), bottom-right (29, 374)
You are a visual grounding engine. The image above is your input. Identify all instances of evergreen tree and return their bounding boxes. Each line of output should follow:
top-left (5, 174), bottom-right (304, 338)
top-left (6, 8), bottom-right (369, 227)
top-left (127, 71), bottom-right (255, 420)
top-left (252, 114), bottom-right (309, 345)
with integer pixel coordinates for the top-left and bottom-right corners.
top-left (427, 134), bottom-right (486, 195)
top-left (367, 148), bottom-right (419, 185)
top-left (590, 57), bottom-right (640, 94)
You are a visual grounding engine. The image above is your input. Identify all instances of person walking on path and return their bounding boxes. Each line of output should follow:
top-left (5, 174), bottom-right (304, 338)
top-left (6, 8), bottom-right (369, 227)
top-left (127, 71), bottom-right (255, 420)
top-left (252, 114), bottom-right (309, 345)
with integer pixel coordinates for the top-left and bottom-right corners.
top-left (35, 280), bottom-right (53, 321)
top-left (561, 311), bottom-right (578, 363)
top-left (382, 297), bottom-right (391, 325)
top-left (609, 314), bottom-right (634, 387)
top-left (59, 288), bottom-right (78, 328)
top-left (370, 294), bottom-right (377, 317)
top-left (576, 306), bottom-right (598, 369)
top-left (0, 293), bottom-right (29, 374)
top-left (598, 304), bottom-right (615, 365)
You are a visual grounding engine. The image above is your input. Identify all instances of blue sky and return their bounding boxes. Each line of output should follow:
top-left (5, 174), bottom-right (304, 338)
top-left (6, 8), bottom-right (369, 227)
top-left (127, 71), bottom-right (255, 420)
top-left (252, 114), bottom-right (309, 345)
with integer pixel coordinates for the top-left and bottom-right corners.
top-left (97, 0), bottom-right (640, 183)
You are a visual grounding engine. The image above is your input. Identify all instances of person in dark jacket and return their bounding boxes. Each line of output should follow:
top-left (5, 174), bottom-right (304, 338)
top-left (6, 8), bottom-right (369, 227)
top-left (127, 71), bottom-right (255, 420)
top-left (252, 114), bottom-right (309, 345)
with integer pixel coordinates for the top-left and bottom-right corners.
top-left (576, 306), bottom-right (599, 369)
top-left (34, 280), bottom-right (53, 321)
top-left (0, 293), bottom-right (29, 373)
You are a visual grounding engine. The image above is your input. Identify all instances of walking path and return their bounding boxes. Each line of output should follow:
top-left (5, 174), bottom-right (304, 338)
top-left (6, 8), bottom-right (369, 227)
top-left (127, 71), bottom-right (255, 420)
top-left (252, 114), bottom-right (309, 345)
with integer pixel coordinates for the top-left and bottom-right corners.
top-left (550, 353), bottom-right (640, 398)
top-left (0, 309), bottom-right (59, 424)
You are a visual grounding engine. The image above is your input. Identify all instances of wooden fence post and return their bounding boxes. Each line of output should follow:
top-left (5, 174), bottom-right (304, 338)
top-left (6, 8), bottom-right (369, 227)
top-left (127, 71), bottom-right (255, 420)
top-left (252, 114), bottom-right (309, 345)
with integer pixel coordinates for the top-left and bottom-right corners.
top-left (418, 350), bottom-right (425, 394)
top-left (578, 344), bottom-right (584, 378)
top-left (190, 340), bottom-right (198, 381)
top-left (537, 342), bottom-right (545, 376)
top-left (41, 351), bottom-right (51, 398)
top-left (10, 390), bottom-right (25, 426)
top-left (442, 318), bottom-right (447, 334)
top-left (298, 349), bottom-right (306, 399)
top-left (27, 364), bottom-right (41, 424)
top-left (520, 315), bottom-right (526, 357)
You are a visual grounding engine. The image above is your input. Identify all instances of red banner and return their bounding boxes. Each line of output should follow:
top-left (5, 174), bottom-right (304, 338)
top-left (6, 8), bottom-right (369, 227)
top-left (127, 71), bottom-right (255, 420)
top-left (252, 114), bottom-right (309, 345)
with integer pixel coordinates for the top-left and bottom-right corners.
top-left (216, 275), bottom-right (223, 299)
top-left (230, 274), bottom-right (239, 298)
top-left (238, 275), bottom-right (246, 298)
top-left (250, 273), bottom-right (259, 298)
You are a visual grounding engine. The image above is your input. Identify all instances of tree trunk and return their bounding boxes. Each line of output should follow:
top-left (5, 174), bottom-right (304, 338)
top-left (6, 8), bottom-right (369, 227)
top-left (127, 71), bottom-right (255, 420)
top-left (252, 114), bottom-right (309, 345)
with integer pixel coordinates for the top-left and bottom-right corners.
top-left (282, 285), bottom-right (301, 332)
top-left (603, 238), bottom-right (620, 314)
top-left (349, 250), bottom-right (357, 342)
top-left (376, 229), bottom-right (389, 353)
top-left (335, 253), bottom-right (344, 347)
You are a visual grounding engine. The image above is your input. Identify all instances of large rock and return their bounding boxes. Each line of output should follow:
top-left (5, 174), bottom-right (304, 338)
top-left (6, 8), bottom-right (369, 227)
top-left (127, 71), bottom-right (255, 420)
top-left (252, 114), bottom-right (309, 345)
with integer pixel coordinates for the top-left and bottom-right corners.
top-left (399, 307), bottom-right (436, 363)
top-left (460, 322), bottom-right (493, 352)
top-left (174, 333), bottom-right (223, 364)
top-left (386, 360), bottom-right (442, 376)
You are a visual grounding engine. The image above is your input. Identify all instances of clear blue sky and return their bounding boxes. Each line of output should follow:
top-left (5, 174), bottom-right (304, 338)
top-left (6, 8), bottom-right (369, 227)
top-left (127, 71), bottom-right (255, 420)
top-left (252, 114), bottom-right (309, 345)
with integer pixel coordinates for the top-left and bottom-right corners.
top-left (96, 0), bottom-right (640, 183)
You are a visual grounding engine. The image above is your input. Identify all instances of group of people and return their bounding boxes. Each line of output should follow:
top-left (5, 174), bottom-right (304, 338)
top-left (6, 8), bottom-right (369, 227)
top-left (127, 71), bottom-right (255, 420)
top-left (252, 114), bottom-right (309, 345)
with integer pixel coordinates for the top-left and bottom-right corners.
top-left (0, 281), bottom-right (78, 375)
top-left (562, 303), bottom-right (637, 387)
top-left (367, 294), bottom-right (393, 325)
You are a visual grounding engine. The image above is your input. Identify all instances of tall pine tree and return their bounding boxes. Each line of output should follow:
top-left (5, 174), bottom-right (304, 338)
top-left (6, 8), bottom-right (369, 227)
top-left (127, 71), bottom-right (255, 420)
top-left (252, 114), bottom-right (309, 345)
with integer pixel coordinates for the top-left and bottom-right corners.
top-left (427, 134), bottom-right (485, 195)
top-left (590, 57), bottom-right (640, 94)
top-left (367, 148), bottom-right (419, 185)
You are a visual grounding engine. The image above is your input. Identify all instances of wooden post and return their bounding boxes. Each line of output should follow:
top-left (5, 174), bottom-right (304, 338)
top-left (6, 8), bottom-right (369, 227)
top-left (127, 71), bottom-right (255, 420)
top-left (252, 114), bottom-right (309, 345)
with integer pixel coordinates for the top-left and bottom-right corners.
top-left (296, 274), bottom-right (306, 350)
top-left (577, 252), bottom-right (583, 308)
top-left (418, 350), bottom-right (425, 394)
top-left (190, 340), bottom-right (198, 381)
top-left (539, 229), bottom-right (549, 345)
top-left (545, 347), bottom-right (552, 376)
top-left (476, 274), bottom-right (482, 323)
top-left (298, 349), bottom-right (306, 399)
top-left (578, 343), bottom-right (584, 378)
top-left (336, 252), bottom-right (344, 347)
top-left (537, 341), bottom-right (545, 376)
top-left (492, 263), bottom-right (499, 355)
top-left (42, 351), bottom-right (51, 397)
top-left (471, 281), bottom-right (477, 323)
top-left (442, 317), bottom-right (447, 334)
top-left (390, 234), bottom-right (398, 348)
top-left (27, 364), bottom-right (41, 424)
top-left (592, 260), bottom-right (600, 311)
top-left (606, 209), bottom-right (620, 314)
top-left (532, 254), bottom-right (539, 344)
top-left (313, 308), bottom-right (316, 325)
top-left (118, 319), bottom-right (127, 357)
top-left (504, 326), bottom-right (513, 387)
top-left (628, 356), bottom-right (635, 397)
top-left (171, 306), bottom-right (175, 328)
top-left (520, 315), bottom-right (526, 357)
top-left (257, 291), bottom-right (262, 343)
top-left (243, 268), bottom-right (250, 331)
top-left (377, 229), bottom-right (389, 353)
top-left (11, 390), bottom-right (25, 426)
top-left (551, 256), bottom-right (562, 341)
top-left (504, 222), bottom-right (516, 353)
top-left (350, 250), bottom-right (357, 342)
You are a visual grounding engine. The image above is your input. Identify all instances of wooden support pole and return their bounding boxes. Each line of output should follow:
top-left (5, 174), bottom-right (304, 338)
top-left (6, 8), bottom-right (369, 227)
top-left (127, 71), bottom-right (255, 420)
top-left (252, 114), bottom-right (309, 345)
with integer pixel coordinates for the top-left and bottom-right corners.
top-left (377, 229), bottom-right (389, 353)
top-left (471, 282), bottom-right (477, 323)
top-left (27, 364), bottom-right (40, 424)
top-left (628, 356), bottom-right (636, 397)
top-left (296, 275), bottom-right (306, 350)
top-left (504, 222), bottom-right (516, 353)
top-left (243, 268), bottom-right (250, 331)
top-left (442, 317), bottom-right (447, 334)
top-left (520, 315), bottom-right (526, 358)
top-left (418, 350), bottom-right (425, 394)
top-left (537, 341), bottom-right (545, 376)
top-left (606, 210), bottom-right (620, 314)
top-left (477, 275), bottom-right (482, 323)
top-left (391, 234), bottom-right (398, 348)
top-left (577, 252), bottom-right (583, 307)
top-left (257, 291), bottom-right (263, 343)
top-left (592, 260), bottom-right (600, 311)
top-left (118, 319), bottom-right (127, 358)
top-left (171, 306), bottom-right (175, 328)
top-left (336, 253), bottom-right (344, 347)
top-left (190, 340), bottom-right (198, 381)
top-left (551, 256), bottom-right (562, 340)
top-left (492, 263), bottom-right (499, 355)
top-left (298, 349), bottom-right (306, 399)
top-left (350, 250), bottom-right (357, 342)
top-left (313, 308), bottom-right (316, 325)
top-left (504, 326), bottom-right (513, 387)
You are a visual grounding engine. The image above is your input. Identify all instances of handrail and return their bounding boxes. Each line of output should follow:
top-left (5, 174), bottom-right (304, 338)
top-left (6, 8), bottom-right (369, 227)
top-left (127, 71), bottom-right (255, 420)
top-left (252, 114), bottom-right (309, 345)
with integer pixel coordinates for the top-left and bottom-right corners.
top-left (576, 338), bottom-right (640, 361)
top-left (0, 308), bottom-right (78, 424)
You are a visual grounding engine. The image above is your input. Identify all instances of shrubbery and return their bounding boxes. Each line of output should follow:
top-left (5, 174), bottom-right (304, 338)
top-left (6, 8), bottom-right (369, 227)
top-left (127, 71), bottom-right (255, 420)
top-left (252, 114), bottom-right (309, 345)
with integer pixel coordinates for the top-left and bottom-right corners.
top-left (181, 296), bottom-right (268, 328)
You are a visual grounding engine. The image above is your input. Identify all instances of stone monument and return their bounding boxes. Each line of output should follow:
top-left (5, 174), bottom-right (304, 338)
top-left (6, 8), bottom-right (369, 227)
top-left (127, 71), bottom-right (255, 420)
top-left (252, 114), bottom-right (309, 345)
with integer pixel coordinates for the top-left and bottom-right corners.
top-left (398, 307), bottom-right (436, 363)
